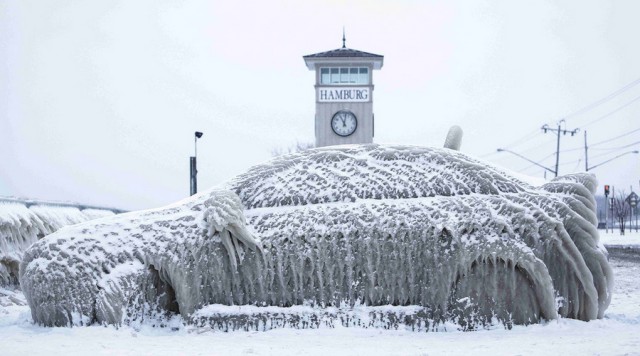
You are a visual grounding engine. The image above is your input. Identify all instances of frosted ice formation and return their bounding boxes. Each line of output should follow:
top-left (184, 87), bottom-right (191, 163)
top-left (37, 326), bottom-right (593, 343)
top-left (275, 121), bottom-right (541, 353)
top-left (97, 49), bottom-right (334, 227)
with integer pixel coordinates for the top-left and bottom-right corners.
top-left (443, 125), bottom-right (463, 151)
top-left (0, 203), bottom-right (114, 286)
top-left (20, 144), bottom-right (613, 329)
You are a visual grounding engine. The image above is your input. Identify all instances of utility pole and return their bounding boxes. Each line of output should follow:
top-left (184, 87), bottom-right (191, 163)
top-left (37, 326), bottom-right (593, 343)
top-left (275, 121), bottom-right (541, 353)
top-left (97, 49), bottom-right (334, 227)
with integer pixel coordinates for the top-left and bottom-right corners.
top-left (542, 119), bottom-right (579, 177)
top-left (630, 188), bottom-right (633, 233)
top-left (584, 130), bottom-right (588, 172)
top-left (612, 186), bottom-right (616, 232)
top-left (190, 131), bottom-right (204, 196)
top-left (630, 186), bottom-right (638, 232)
top-left (584, 131), bottom-right (638, 172)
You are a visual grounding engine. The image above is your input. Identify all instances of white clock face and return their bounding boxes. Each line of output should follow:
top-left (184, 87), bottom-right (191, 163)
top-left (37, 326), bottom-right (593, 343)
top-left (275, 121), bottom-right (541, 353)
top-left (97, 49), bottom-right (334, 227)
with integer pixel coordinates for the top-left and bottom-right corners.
top-left (331, 111), bottom-right (357, 137)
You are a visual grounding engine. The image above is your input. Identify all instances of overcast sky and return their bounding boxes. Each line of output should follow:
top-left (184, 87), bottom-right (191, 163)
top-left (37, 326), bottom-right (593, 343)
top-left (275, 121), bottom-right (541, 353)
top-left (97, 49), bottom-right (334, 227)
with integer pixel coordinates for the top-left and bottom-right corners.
top-left (1, 0), bottom-right (639, 211)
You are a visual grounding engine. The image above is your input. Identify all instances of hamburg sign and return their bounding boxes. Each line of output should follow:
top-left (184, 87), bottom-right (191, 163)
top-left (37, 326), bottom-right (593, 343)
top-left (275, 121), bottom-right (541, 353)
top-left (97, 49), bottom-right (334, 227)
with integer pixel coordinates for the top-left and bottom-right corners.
top-left (318, 87), bottom-right (370, 102)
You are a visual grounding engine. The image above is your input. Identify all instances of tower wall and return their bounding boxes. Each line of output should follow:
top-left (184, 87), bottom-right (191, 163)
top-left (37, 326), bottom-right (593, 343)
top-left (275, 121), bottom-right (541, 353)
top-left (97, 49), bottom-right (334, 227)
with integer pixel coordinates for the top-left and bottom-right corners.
top-left (315, 95), bottom-right (373, 147)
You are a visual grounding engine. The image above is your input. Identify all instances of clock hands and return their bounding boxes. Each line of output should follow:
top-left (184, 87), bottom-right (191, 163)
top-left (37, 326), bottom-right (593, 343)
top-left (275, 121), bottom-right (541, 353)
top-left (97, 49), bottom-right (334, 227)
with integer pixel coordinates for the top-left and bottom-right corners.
top-left (331, 111), bottom-right (356, 136)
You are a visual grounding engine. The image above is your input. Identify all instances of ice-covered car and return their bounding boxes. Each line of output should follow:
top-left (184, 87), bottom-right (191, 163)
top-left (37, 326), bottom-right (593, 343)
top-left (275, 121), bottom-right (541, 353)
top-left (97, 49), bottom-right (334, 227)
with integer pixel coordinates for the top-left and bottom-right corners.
top-left (19, 142), bottom-right (613, 330)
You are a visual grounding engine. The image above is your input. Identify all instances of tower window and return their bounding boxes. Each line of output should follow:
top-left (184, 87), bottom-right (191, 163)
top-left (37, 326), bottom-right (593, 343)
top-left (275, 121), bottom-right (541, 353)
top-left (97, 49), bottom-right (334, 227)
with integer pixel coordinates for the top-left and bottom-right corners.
top-left (321, 68), bottom-right (330, 84)
top-left (349, 68), bottom-right (358, 83)
top-left (331, 68), bottom-right (340, 84)
top-left (340, 68), bottom-right (349, 83)
top-left (320, 67), bottom-right (369, 85)
top-left (359, 68), bottom-right (369, 84)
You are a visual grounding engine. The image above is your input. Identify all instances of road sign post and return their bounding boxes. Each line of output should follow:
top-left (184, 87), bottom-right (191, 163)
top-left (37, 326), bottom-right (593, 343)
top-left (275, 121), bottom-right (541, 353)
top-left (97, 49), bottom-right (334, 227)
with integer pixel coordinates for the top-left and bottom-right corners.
top-left (626, 192), bottom-right (638, 232)
top-left (604, 185), bottom-right (610, 233)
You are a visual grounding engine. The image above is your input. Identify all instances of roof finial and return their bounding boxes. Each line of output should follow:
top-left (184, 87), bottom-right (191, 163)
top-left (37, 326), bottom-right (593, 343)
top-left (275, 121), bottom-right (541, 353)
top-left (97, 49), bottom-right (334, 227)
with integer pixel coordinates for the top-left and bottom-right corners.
top-left (342, 27), bottom-right (346, 48)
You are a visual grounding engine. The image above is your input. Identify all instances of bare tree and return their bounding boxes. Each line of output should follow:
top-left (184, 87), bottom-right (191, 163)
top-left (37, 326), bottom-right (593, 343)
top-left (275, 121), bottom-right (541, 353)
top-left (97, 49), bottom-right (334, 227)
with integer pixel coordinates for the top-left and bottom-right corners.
top-left (612, 191), bottom-right (631, 235)
top-left (271, 141), bottom-right (315, 157)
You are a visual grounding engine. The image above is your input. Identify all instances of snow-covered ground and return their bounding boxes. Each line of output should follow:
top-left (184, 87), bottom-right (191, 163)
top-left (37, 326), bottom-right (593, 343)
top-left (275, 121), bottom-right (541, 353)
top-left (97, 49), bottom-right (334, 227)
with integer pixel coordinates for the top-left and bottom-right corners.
top-left (600, 229), bottom-right (640, 246)
top-left (0, 231), bottom-right (638, 355)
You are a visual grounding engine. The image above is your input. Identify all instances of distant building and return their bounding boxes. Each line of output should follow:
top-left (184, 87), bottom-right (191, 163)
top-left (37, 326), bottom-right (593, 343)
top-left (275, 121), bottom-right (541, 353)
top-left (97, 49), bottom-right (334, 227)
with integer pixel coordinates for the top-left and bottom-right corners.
top-left (303, 34), bottom-right (383, 147)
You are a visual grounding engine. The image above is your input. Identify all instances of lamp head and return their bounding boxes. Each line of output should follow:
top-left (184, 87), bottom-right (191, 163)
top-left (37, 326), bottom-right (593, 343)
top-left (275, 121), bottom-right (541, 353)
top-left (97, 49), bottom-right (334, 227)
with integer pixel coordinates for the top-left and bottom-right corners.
top-left (195, 131), bottom-right (203, 139)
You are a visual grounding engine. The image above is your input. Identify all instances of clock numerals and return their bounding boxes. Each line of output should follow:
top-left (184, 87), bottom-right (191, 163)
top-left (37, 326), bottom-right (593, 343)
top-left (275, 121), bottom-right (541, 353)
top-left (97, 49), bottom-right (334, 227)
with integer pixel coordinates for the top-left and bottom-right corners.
top-left (331, 111), bottom-right (357, 137)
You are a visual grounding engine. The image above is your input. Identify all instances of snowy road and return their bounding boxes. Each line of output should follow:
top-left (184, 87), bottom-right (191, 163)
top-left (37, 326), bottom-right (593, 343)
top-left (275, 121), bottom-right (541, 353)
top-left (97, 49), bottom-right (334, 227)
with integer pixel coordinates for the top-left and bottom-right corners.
top-left (1, 251), bottom-right (639, 356)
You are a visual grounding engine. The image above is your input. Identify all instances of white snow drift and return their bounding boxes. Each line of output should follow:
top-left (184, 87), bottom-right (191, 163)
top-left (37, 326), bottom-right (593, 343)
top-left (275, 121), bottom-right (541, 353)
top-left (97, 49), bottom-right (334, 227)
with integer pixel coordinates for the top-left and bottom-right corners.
top-left (19, 144), bottom-right (613, 329)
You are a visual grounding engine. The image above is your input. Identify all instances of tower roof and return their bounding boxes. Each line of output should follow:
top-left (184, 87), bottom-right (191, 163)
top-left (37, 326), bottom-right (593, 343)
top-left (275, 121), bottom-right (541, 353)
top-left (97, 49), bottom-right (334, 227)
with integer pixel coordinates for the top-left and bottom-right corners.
top-left (303, 47), bottom-right (383, 59)
top-left (303, 47), bottom-right (384, 70)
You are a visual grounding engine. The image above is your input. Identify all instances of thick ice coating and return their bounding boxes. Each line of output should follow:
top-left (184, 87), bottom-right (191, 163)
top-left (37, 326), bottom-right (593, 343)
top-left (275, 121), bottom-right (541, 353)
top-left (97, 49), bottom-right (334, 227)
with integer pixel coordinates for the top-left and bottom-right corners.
top-left (0, 203), bottom-right (114, 286)
top-left (19, 144), bottom-right (613, 328)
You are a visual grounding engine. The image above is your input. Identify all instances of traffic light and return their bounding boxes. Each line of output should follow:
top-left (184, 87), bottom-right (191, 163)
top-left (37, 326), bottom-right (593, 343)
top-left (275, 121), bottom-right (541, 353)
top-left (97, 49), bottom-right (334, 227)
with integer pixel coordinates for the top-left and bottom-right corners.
top-left (604, 185), bottom-right (610, 196)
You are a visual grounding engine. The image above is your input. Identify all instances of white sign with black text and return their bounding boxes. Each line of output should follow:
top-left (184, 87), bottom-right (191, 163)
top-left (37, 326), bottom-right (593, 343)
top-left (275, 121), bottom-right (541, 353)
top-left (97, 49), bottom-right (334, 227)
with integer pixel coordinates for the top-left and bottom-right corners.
top-left (318, 87), bottom-right (370, 102)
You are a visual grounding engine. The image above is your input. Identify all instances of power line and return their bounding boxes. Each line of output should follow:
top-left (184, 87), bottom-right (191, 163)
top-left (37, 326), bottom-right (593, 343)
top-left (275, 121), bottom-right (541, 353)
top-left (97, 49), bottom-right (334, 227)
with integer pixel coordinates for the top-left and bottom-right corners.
top-left (478, 128), bottom-right (541, 158)
top-left (542, 121), bottom-right (580, 177)
top-left (591, 150), bottom-right (619, 160)
top-left (518, 164), bottom-right (547, 175)
top-left (581, 94), bottom-right (640, 128)
top-left (583, 130), bottom-right (640, 172)
top-left (501, 128), bottom-right (543, 150)
top-left (591, 128), bottom-right (640, 147)
top-left (560, 130), bottom-right (639, 153)
top-left (590, 143), bottom-right (640, 160)
top-left (517, 135), bottom-right (556, 156)
top-left (483, 132), bottom-right (551, 160)
top-left (588, 151), bottom-right (639, 171)
top-left (558, 146), bottom-right (584, 154)
top-left (496, 148), bottom-right (557, 175)
top-left (563, 77), bottom-right (640, 122)
top-left (558, 158), bottom-right (583, 167)
top-left (490, 77), bottom-right (640, 159)
top-left (591, 140), bottom-right (640, 152)
top-left (516, 152), bottom-right (556, 172)
top-left (497, 123), bottom-right (579, 177)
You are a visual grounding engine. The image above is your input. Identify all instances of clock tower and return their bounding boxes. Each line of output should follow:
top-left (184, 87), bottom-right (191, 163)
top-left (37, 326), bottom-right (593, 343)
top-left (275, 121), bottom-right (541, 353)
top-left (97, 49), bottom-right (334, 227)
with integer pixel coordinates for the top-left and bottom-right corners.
top-left (303, 34), bottom-right (383, 147)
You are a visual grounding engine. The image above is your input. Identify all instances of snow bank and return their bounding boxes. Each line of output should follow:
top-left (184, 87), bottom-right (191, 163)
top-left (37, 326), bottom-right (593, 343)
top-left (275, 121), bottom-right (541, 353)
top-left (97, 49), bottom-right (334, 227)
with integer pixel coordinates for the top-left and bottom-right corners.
top-left (600, 230), bottom-right (640, 246)
top-left (20, 144), bottom-right (612, 329)
top-left (0, 202), bottom-right (115, 286)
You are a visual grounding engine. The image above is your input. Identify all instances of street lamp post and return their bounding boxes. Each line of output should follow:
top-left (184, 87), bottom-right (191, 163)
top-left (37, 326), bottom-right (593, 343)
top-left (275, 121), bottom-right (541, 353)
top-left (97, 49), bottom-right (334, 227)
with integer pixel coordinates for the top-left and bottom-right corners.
top-left (586, 150), bottom-right (638, 171)
top-left (190, 131), bottom-right (204, 196)
top-left (496, 148), bottom-right (557, 176)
